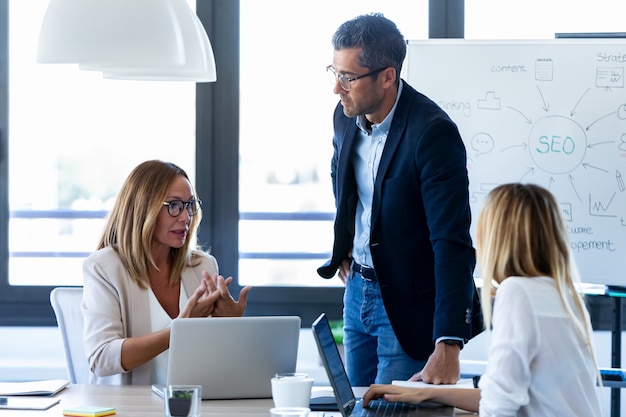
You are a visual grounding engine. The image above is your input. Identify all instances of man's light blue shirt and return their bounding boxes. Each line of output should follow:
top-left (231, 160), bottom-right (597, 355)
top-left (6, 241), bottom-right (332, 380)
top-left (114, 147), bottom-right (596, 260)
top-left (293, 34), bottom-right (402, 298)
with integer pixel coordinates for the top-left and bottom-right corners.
top-left (351, 81), bottom-right (403, 268)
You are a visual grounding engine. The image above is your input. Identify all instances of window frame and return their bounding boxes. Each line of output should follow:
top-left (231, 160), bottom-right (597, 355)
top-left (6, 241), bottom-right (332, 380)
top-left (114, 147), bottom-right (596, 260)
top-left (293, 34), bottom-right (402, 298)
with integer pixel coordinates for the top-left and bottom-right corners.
top-left (0, 0), bottom-right (462, 327)
top-left (0, 0), bottom-right (51, 326)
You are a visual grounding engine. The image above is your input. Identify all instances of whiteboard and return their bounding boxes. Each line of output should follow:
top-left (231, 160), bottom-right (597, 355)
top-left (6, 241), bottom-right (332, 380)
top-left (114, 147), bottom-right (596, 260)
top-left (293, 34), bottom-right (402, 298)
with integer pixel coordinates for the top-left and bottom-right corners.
top-left (404, 39), bottom-right (626, 285)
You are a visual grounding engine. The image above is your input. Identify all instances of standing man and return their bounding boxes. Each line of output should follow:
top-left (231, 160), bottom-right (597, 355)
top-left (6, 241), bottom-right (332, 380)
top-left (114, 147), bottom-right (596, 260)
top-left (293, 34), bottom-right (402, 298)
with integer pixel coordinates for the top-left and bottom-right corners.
top-left (317, 13), bottom-right (483, 386)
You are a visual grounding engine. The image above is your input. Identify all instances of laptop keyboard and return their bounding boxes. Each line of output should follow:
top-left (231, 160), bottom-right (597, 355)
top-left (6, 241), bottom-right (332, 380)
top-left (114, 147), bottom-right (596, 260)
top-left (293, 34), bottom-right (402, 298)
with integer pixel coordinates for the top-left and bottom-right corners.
top-left (357, 399), bottom-right (417, 417)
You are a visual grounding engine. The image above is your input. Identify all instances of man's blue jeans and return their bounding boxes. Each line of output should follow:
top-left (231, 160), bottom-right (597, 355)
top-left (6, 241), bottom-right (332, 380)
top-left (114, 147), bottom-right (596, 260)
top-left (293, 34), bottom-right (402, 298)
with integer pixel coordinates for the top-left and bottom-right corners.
top-left (343, 271), bottom-right (426, 386)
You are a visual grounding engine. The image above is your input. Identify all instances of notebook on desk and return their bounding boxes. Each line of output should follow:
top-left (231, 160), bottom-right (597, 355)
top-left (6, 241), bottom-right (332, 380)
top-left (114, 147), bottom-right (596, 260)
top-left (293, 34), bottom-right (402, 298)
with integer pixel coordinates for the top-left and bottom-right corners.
top-left (154, 316), bottom-right (300, 400)
top-left (0, 379), bottom-right (69, 396)
top-left (311, 313), bottom-right (451, 417)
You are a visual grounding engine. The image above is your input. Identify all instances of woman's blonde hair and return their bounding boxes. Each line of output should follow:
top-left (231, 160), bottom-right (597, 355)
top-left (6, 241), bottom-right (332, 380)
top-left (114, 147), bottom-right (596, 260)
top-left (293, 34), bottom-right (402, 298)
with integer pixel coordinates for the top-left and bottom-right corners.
top-left (97, 160), bottom-right (203, 289)
top-left (477, 183), bottom-right (596, 365)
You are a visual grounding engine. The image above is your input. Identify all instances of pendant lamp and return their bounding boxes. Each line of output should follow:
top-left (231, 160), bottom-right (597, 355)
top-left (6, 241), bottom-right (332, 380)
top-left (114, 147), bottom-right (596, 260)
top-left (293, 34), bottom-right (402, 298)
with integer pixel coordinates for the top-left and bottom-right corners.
top-left (37, 0), bottom-right (217, 82)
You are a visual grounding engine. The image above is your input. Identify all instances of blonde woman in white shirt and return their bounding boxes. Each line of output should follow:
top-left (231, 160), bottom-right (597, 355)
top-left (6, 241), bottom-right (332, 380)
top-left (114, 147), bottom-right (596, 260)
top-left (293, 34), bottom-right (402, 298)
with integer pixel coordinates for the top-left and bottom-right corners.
top-left (362, 183), bottom-right (602, 416)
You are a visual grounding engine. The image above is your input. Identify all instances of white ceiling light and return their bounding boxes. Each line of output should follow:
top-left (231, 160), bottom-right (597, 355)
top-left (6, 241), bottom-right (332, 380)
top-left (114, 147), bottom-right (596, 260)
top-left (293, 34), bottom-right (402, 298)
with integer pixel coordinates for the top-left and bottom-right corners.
top-left (37, 0), bottom-right (216, 82)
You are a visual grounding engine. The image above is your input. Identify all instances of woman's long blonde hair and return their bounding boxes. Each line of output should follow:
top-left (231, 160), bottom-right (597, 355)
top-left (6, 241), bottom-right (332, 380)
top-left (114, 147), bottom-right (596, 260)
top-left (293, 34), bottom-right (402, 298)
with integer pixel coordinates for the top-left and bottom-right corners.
top-left (97, 160), bottom-right (203, 289)
top-left (477, 183), bottom-right (596, 366)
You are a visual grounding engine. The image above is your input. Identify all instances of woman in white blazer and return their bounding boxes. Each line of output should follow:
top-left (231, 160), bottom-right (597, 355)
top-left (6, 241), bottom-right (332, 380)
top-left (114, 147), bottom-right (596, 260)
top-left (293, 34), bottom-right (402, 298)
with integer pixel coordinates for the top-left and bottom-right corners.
top-left (82, 160), bottom-right (251, 385)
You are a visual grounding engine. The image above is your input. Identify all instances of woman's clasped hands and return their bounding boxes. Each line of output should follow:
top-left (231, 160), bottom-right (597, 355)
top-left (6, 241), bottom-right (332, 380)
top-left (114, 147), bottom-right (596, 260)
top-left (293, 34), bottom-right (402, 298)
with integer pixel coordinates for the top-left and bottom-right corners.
top-left (179, 271), bottom-right (251, 318)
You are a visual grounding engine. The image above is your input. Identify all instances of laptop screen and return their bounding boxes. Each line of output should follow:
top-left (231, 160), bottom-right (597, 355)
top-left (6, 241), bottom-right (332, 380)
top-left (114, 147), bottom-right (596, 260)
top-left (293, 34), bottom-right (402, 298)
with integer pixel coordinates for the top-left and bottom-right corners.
top-left (312, 313), bottom-right (356, 416)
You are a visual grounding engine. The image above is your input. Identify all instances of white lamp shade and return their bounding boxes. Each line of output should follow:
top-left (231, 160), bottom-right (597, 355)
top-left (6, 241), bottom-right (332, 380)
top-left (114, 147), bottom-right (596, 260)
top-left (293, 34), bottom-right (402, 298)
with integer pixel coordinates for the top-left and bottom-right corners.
top-left (37, 0), bottom-right (217, 82)
top-left (102, 70), bottom-right (216, 82)
top-left (89, 1), bottom-right (216, 82)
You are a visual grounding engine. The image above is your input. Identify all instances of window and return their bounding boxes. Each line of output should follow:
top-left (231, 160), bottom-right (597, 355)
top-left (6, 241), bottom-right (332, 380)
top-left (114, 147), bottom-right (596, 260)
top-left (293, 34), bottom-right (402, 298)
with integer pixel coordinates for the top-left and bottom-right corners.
top-left (465, 0), bottom-right (626, 39)
top-left (0, 0), bottom-right (195, 324)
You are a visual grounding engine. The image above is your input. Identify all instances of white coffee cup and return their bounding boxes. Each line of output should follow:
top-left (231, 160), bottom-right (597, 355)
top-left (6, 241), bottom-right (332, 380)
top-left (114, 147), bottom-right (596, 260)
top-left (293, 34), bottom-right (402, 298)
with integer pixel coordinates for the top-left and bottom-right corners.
top-left (271, 373), bottom-right (314, 408)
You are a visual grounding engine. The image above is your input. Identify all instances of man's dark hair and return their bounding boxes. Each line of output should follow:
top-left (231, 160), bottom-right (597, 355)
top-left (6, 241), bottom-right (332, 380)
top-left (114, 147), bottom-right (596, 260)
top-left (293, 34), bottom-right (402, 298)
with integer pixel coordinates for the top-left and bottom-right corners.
top-left (332, 13), bottom-right (406, 80)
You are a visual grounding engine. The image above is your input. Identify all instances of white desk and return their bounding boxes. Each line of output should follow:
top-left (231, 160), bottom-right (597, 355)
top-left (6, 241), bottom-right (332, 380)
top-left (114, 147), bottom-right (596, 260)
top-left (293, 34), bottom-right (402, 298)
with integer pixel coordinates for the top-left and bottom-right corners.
top-left (0, 385), bottom-right (467, 417)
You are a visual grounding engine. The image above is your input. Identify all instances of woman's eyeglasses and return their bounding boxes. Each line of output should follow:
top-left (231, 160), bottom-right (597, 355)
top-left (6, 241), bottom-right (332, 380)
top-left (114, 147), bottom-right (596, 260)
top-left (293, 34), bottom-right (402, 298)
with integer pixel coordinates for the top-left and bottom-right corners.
top-left (162, 199), bottom-right (202, 217)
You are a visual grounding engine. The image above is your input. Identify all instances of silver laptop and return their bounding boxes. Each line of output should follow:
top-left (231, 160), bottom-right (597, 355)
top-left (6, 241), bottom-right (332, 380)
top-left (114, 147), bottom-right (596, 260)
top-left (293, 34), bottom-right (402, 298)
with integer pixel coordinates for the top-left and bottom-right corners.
top-left (157, 316), bottom-right (300, 400)
top-left (312, 313), bottom-right (453, 417)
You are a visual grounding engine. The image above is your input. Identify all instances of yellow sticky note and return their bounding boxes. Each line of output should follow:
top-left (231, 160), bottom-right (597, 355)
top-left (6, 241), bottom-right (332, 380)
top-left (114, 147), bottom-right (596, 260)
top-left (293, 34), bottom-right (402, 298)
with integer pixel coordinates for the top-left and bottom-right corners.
top-left (63, 405), bottom-right (116, 417)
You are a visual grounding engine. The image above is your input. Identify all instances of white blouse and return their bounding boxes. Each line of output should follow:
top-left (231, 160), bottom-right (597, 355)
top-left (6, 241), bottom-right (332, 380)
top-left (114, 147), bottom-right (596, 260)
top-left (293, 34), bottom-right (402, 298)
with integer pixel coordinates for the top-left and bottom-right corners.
top-left (149, 281), bottom-right (189, 384)
top-left (478, 276), bottom-right (601, 417)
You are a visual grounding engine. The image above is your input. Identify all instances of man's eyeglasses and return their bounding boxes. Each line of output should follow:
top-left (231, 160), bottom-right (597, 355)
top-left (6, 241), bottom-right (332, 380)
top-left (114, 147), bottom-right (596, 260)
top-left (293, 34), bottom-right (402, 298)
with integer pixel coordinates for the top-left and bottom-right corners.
top-left (162, 199), bottom-right (202, 217)
top-left (326, 65), bottom-right (386, 91)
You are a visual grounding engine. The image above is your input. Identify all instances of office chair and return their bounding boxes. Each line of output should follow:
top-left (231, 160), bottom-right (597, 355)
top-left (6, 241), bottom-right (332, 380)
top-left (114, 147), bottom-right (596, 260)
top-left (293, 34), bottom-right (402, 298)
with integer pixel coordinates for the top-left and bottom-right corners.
top-left (50, 287), bottom-right (90, 384)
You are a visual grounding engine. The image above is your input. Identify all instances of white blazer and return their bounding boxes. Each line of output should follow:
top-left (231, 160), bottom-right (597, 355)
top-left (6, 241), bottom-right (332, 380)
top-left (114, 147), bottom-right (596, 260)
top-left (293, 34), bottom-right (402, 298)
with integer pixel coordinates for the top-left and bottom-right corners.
top-left (82, 246), bottom-right (218, 385)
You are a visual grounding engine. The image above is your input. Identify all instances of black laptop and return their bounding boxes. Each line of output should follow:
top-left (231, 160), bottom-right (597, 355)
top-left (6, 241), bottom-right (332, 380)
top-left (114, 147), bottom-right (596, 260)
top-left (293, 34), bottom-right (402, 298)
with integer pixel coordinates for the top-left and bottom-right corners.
top-left (311, 313), bottom-right (454, 417)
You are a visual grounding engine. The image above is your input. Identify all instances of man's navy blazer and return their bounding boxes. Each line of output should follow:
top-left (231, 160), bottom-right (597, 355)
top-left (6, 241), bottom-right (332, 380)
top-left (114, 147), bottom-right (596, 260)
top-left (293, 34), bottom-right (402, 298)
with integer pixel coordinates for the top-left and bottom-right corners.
top-left (318, 81), bottom-right (484, 360)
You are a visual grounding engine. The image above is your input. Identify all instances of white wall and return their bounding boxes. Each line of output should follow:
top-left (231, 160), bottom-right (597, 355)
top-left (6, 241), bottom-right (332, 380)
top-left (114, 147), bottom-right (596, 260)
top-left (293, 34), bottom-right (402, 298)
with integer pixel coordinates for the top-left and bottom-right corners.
top-left (0, 327), bottom-right (624, 416)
